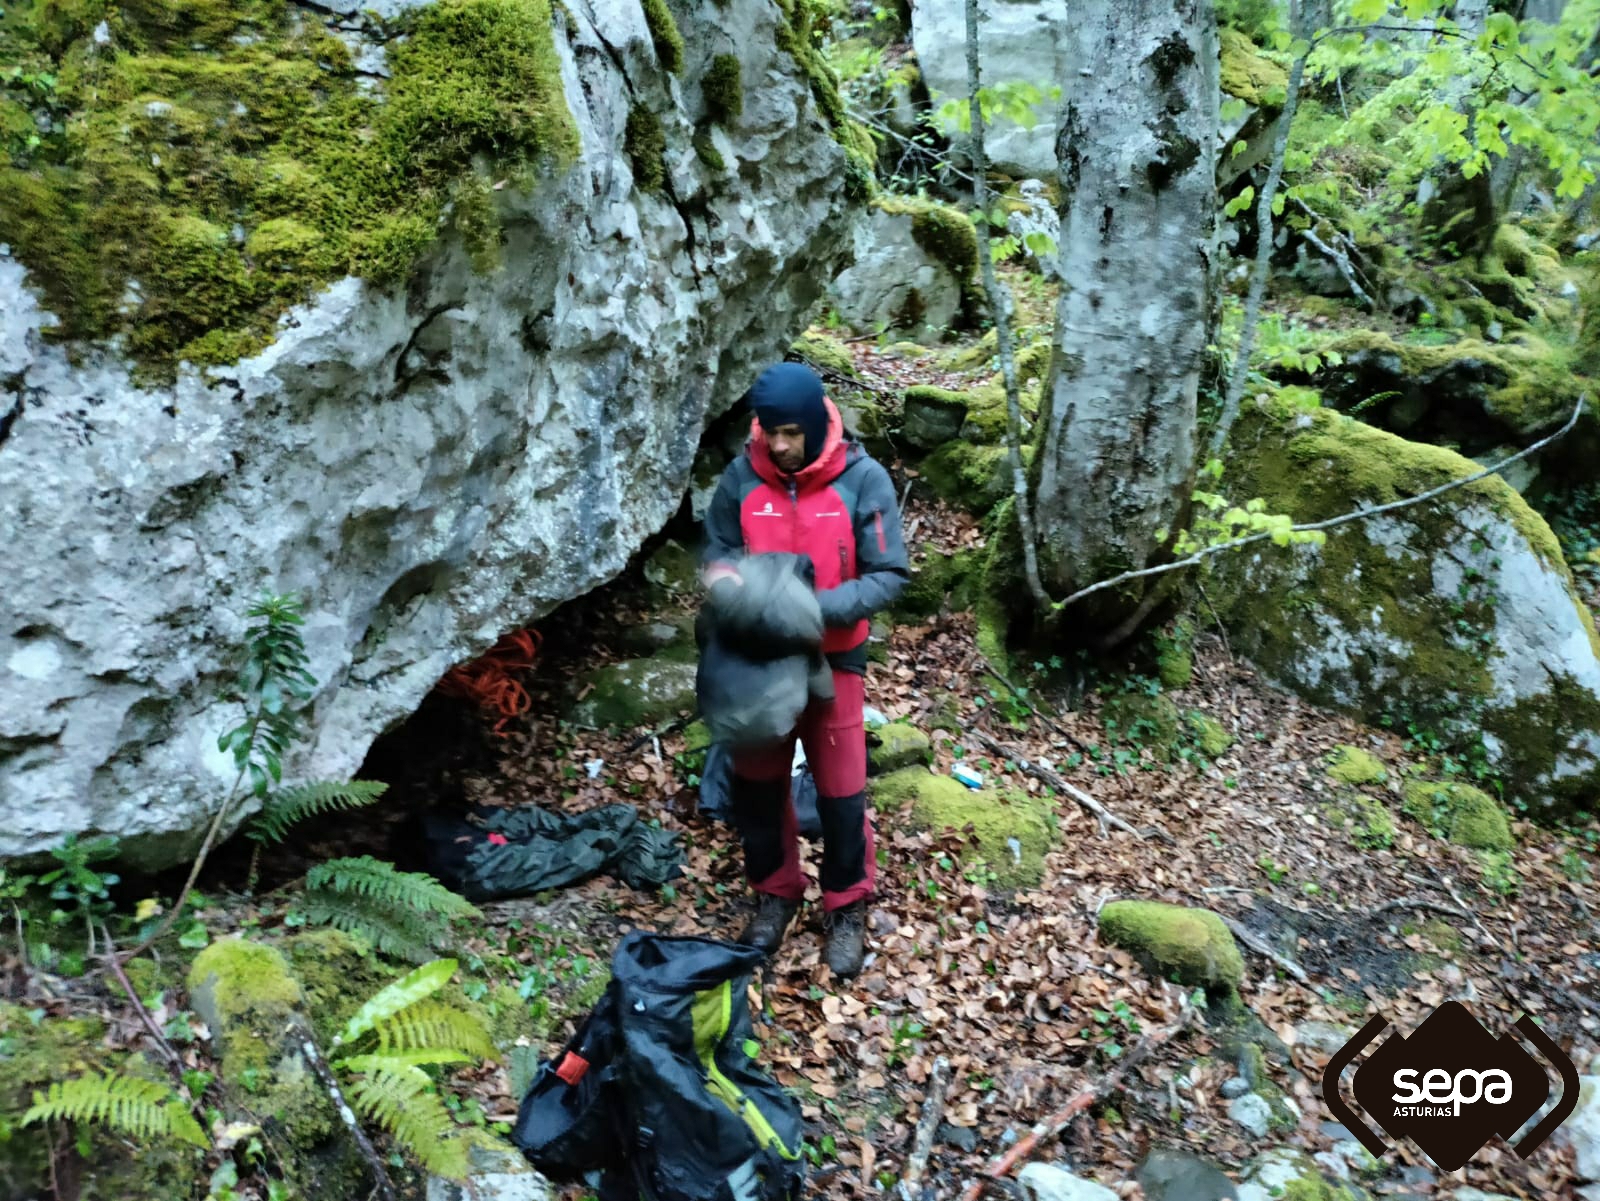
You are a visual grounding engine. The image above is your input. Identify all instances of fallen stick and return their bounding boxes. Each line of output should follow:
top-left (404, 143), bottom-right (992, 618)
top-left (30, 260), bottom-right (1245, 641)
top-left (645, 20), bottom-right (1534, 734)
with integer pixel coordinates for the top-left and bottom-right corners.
top-left (1369, 896), bottom-right (1474, 923)
top-left (1216, 913), bottom-right (1311, 985)
top-left (897, 1055), bottom-right (951, 1201)
top-left (966, 728), bottom-right (1153, 842)
top-left (958, 1006), bottom-right (1203, 1201)
top-left (296, 1020), bottom-right (396, 1201)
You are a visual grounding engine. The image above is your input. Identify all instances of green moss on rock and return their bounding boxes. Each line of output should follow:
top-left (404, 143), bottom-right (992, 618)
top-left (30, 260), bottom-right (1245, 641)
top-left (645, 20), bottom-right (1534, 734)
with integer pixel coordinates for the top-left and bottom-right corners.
top-left (921, 441), bottom-right (1015, 515)
top-left (791, 329), bottom-right (854, 375)
top-left (641, 0), bottom-right (684, 72)
top-left (1401, 780), bottom-right (1514, 850)
top-left (1321, 328), bottom-right (1588, 439)
top-left (892, 543), bottom-right (980, 619)
top-left (1101, 689), bottom-right (1183, 759)
top-left (703, 52), bottom-right (742, 124)
top-left (868, 722), bottom-right (931, 774)
top-left (1219, 28), bottom-right (1287, 107)
top-left (871, 767), bottom-right (1056, 888)
top-left (566, 659), bottom-right (698, 729)
top-left (0, 0), bottom-right (579, 381)
top-left (283, 927), bottom-right (399, 1045)
top-left (872, 194), bottom-right (978, 283)
top-left (625, 104), bottom-right (667, 193)
top-left (1097, 900), bottom-right (1245, 993)
top-left (1155, 618), bottom-right (1196, 689)
top-left (1326, 745), bottom-right (1387, 786)
top-left (1184, 710), bottom-right (1234, 758)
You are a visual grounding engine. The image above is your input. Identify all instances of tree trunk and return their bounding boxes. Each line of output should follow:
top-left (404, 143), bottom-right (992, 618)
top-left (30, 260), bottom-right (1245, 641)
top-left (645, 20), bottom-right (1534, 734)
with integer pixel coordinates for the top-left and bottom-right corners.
top-left (1029, 0), bottom-right (1219, 635)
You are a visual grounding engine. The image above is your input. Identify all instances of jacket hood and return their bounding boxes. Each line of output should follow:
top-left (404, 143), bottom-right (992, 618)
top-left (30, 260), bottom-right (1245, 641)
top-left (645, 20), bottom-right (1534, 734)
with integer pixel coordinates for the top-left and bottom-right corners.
top-left (747, 395), bottom-right (856, 488)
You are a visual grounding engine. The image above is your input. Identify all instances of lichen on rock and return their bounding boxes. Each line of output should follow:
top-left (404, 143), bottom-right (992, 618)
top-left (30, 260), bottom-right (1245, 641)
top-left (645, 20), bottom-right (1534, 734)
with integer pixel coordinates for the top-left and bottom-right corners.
top-left (565, 659), bottom-right (698, 730)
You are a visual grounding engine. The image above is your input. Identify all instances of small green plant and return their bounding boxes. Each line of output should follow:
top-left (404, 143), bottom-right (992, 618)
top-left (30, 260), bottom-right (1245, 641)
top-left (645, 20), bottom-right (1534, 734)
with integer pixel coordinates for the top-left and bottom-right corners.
top-left (39, 834), bottom-right (121, 958)
top-left (1478, 849), bottom-right (1520, 896)
top-left (298, 856), bottom-right (481, 964)
top-left (330, 957), bottom-right (498, 1179)
top-left (886, 1019), bottom-right (928, 1067)
top-left (23, 1071), bottom-right (209, 1149)
top-left (1256, 854), bottom-right (1288, 883)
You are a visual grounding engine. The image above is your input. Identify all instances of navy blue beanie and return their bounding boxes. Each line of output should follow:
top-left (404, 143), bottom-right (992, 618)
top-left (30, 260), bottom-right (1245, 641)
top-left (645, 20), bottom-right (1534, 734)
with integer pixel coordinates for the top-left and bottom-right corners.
top-left (748, 362), bottom-right (828, 467)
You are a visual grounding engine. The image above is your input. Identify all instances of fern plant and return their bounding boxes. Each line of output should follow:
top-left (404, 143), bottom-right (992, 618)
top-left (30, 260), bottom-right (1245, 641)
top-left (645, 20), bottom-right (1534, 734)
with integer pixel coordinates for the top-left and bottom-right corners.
top-left (301, 855), bottom-right (481, 964)
top-left (23, 1071), bottom-right (210, 1149)
top-left (329, 958), bottom-right (497, 1179)
top-left (244, 778), bottom-right (389, 890)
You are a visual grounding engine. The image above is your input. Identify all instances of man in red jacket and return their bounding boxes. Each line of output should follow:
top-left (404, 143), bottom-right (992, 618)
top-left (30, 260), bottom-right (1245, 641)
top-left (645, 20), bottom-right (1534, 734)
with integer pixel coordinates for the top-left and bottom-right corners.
top-left (701, 361), bottom-right (909, 978)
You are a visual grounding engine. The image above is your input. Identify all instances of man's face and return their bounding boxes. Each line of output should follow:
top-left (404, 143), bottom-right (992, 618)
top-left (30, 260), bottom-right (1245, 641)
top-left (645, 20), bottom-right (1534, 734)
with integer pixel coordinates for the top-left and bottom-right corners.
top-left (765, 422), bottom-right (806, 473)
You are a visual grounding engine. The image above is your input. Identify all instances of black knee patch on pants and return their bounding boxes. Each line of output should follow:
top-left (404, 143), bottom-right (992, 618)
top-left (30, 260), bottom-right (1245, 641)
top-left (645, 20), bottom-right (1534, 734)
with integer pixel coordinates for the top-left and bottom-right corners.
top-left (731, 773), bottom-right (789, 883)
top-left (818, 790), bottom-right (868, 895)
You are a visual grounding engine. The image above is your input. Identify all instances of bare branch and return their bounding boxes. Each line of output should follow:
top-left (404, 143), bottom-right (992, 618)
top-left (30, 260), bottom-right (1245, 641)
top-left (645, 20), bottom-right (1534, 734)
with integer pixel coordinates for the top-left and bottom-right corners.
top-left (1058, 394), bottom-right (1585, 612)
top-left (897, 1055), bottom-right (951, 1201)
top-left (966, 727), bottom-right (1157, 842)
top-left (1216, 913), bottom-right (1311, 984)
top-left (1210, 1), bottom-right (1309, 458)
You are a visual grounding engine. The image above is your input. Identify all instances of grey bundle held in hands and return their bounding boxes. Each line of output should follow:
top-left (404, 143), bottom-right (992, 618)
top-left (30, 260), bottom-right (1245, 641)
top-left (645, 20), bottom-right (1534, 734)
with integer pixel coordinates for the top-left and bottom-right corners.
top-left (696, 552), bottom-right (834, 750)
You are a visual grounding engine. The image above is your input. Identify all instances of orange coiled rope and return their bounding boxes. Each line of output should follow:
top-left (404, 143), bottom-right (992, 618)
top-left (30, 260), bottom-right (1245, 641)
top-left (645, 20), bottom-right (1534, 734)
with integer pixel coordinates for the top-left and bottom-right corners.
top-left (435, 628), bottom-right (543, 736)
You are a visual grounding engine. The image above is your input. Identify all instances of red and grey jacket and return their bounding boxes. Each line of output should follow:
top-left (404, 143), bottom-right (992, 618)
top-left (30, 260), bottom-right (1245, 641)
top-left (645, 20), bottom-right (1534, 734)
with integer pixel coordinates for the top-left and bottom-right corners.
top-left (702, 396), bottom-right (909, 666)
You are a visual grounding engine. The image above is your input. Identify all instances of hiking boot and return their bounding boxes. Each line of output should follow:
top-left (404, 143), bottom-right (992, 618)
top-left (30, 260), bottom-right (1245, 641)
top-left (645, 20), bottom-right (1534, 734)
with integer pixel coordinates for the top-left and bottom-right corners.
top-left (823, 901), bottom-right (867, 979)
top-left (738, 893), bottom-right (800, 955)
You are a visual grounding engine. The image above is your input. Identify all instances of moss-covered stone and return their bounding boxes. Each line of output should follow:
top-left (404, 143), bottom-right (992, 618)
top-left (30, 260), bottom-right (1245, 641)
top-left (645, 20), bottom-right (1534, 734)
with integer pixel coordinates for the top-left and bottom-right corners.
top-left (1184, 710), bottom-right (1234, 758)
top-left (791, 329), bottom-right (854, 375)
top-left (871, 767), bottom-right (1056, 888)
top-left (692, 126), bottom-right (726, 172)
top-left (643, 538), bottom-right (699, 596)
top-left (1098, 900), bottom-right (1245, 993)
top-left (0, 0), bottom-right (579, 382)
top-left (1219, 28), bottom-right (1288, 107)
top-left (1101, 689), bottom-right (1183, 759)
top-left (772, 0), bottom-right (873, 197)
top-left (920, 441), bottom-right (1016, 515)
top-left (868, 722), bottom-right (931, 774)
top-left (1318, 328), bottom-right (1589, 438)
top-left (1401, 780), bottom-right (1514, 850)
top-left (1346, 794), bottom-right (1396, 849)
top-left (1238, 1147), bottom-right (1366, 1201)
top-left (565, 659), bottom-right (698, 729)
top-left (625, 104), bottom-right (667, 193)
top-left (703, 52), bottom-right (742, 124)
top-left (872, 194), bottom-right (978, 284)
top-left (1155, 618), bottom-right (1196, 690)
top-left (187, 936), bottom-right (362, 1189)
top-left (901, 384), bottom-right (970, 447)
top-left (1326, 745), bottom-right (1387, 786)
top-left (892, 544), bottom-right (980, 620)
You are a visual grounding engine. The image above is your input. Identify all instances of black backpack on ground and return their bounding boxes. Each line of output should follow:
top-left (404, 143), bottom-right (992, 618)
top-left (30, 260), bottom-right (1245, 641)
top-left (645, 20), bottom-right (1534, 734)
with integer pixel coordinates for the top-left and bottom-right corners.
top-left (512, 931), bottom-right (806, 1201)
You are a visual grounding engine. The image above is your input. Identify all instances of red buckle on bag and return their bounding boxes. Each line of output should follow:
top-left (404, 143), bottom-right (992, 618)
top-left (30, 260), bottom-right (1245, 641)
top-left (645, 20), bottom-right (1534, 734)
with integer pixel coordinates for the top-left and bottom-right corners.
top-left (556, 1052), bottom-right (590, 1085)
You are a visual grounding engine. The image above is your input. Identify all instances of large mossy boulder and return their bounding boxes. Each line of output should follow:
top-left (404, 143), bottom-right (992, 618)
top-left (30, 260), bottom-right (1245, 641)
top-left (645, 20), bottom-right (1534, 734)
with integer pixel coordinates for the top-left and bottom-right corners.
top-left (872, 767), bottom-right (1056, 888)
top-left (1213, 392), bottom-right (1600, 816)
top-left (565, 659), bottom-right (698, 730)
top-left (1312, 329), bottom-right (1588, 442)
top-left (1097, 900), bottom-right (1245, 997)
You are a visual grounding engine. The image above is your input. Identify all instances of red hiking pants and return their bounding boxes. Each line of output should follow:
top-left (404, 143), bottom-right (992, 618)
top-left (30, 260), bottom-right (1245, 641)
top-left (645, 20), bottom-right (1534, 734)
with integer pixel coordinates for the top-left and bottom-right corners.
top-left (728, 668), bottom-right (875, 911)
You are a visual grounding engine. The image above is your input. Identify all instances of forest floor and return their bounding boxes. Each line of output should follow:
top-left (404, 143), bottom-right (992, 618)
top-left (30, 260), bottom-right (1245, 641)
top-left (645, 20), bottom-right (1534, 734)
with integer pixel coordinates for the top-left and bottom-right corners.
top-left (305, 325), bottom-right (1600, 1201)
top-left (14, 298), bottom-right (1599, 1201)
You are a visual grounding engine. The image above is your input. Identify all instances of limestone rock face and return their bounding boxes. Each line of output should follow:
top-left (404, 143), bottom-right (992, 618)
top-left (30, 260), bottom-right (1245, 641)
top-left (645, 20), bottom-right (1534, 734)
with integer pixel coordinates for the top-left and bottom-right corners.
top-left (0, 0), bottom-right (856, 867)
top-left (910, 0), bottom-right (1071, 178)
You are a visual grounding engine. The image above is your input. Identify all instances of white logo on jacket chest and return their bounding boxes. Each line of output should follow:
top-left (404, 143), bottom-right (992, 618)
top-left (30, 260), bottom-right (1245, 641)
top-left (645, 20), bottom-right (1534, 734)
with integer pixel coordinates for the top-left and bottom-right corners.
top-left (752, 501), bottom-right (785, 517)
top-left (813, 511), bottom-right (841, 517)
